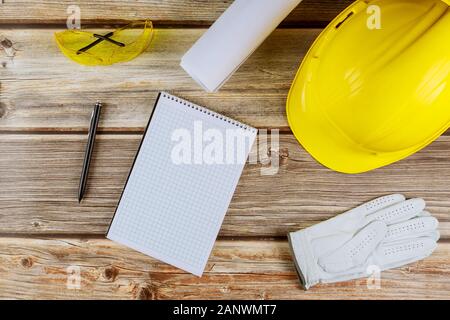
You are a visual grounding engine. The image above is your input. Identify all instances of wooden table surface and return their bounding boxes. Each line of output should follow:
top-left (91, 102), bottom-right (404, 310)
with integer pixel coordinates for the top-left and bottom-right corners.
top-left (0, 0), bottom-right (449, 300)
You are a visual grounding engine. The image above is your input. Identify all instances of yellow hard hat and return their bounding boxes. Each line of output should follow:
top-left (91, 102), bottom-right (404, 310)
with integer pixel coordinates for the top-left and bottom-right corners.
top-left (287, 0), bottom-right (450, 174)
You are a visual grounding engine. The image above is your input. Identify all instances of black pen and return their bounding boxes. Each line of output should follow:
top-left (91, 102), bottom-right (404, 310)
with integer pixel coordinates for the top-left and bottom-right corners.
top-left (78, 102), bottom-right (102, 203)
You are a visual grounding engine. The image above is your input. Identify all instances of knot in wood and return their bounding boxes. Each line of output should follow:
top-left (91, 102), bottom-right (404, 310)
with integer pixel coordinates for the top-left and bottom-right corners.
top-left (21, 257), bottom-right (33, 268)
top-left (103, 266), bottom-right (119, 281)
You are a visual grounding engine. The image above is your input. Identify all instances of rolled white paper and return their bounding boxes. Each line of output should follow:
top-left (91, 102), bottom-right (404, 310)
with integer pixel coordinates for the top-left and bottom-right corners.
top-left (180, 0), bottom-right (303, 92)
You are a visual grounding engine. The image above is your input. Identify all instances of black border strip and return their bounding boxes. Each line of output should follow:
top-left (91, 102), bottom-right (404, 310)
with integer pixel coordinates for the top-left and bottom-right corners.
top-left (106, 92), bottom-right (162, 236)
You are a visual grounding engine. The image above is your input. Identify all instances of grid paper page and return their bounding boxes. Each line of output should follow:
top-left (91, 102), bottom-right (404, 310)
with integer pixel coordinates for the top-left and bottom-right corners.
top-left (107, 92), bottom-right (257, 276)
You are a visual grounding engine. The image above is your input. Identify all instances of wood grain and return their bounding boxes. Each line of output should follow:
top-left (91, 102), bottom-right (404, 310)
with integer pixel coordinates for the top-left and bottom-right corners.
top-left (0, 28), bottom-right (319, 132)
top-left (0, 238), bottom-right (448, 300)
top-left (0, 133), bottom-right (449, 238)
top-left (0, 0), bottom-right (354, 27)
top-left (1, 1), bottom-right (449, 300)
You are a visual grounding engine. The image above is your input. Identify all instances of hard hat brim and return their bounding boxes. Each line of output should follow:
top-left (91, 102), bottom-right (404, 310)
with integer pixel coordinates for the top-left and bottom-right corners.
top-left (286, 0), bottom-right (450, 174)
top-left (287, 81), bottom-right (423, 174)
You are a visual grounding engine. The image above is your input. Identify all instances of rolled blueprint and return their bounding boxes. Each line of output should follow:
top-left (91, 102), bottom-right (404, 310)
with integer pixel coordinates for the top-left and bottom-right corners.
top-left (180, 0), bottom-right (303, 92)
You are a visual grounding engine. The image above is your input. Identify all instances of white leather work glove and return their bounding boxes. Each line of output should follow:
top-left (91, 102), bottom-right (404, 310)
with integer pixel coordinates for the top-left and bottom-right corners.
top-left (288, 194), bottom-right (440, 290)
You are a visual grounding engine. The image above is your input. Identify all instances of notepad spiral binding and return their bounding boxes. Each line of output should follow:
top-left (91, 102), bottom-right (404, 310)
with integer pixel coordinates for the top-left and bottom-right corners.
top-left (161, 92), bottom-right (257, 133)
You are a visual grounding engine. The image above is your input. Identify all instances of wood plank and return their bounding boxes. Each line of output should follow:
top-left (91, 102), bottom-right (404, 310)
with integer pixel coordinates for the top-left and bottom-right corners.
top-left (0, 133), bottom-right (449, 238)
top-left (0, 0), bottom-right (354, 26)
top-left (0, 28), bottom-right (319, 131)
top-left (0, 238), bottom-right (448, 299)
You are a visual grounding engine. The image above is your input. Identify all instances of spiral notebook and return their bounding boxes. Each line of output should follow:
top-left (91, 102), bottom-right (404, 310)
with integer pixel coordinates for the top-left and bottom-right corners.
top-left (107, 92), bottom-right (257, 276)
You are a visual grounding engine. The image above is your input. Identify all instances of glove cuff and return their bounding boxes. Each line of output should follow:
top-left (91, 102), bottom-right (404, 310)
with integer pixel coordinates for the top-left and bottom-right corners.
top-left (288, 230), bottom-right (320, 290)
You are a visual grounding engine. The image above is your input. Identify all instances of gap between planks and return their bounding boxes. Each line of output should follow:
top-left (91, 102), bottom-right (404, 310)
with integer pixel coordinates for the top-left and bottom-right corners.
top-left (0, 234), bottom-right (448, 244)
top-left (0, 0), bottom-right (355, 29)
top-left (0, 234), bottom-right (288, 242)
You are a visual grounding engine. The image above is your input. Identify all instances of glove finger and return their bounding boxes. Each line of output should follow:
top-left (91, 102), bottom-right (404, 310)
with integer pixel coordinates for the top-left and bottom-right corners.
top-left (318, 221), bottom-right (387, 273)
top-left (418, 211), bottom-right (431, 217)
top-left (348, 194), bottom-right (405, 218)
top-left (384, 215), bottom-right (439, 242)
top-left (375, 236), bottom-right (438, 267)
top-left (431, 230), bottom-right (441, 242)
top-left (306, 194), bottom-right (404, 240)
top-left (366, 198), bottom-right (425, 225)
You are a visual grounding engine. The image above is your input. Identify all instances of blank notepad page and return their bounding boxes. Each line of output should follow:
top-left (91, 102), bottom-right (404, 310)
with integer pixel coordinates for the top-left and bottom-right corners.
top-left (107, 92), bottom-right (257, 276)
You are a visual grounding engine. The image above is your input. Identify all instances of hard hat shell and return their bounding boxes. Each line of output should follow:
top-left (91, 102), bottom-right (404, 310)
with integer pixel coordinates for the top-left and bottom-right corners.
top-left (287, 0), bottom-right (450, 174)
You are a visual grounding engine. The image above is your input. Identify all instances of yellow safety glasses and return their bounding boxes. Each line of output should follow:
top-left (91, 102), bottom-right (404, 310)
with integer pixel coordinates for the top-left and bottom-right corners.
top-left (55, 20), bottom-right (154, 66)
